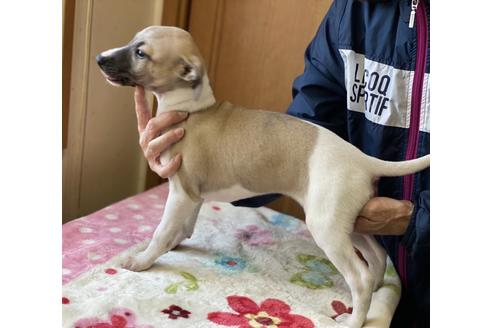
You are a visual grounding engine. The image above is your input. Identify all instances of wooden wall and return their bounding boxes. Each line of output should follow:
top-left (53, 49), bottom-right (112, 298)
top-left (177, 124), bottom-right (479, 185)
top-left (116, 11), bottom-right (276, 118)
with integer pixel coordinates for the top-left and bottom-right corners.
top-left (186, 0), bottom-right (333, 219)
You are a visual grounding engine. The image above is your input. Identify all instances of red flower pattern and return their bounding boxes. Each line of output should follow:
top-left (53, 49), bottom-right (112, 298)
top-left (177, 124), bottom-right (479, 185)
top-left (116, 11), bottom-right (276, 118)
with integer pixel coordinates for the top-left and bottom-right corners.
top-left (208, 295), bottom-right (314, 328)
top-left (161, 305), bottom-right (191, 319)
top-left (105, 268), bottom-right (118, 275)
top-left (330, 300), bottom-right (353, 320)
top-left (72, 308), bottom-right (153, 328)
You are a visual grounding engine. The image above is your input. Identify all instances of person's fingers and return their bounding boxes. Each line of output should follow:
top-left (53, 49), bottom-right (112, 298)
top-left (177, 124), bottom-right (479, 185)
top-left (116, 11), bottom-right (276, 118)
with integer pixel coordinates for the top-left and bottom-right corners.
top-left (150, 111), bottom-right (188, 133)
top-left (355, 198), bottom-right (414, 235)
top-left (358, 197), bottom-right (384, 218)
top-left (355, 216), bottom-right (410, 235)
top-left (154, 154), bottom-right (182, 178)
top-left (144, 128), bottom-right (185, 160)
top-left (134, 86), bottom-right (151, 134)
top-left (359, 197), bottom-right (408, 218)
top-left (353, 216), bottom-right (385, 234)
top-left (139, 112), bottom-right (188, 149)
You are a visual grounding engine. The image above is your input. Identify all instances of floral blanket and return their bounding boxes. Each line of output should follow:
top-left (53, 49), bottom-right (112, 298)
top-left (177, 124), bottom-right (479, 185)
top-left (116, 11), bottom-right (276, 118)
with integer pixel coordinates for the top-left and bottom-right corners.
top-left (62, 183), bottom-right (400, 328)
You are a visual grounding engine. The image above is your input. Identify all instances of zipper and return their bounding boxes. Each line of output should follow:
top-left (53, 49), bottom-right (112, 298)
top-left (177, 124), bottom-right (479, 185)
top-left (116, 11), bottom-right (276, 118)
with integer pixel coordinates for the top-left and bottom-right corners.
top-left (408, 0), bottom-right (418, 28)
top-left (399, 0), bottom-right (428, 288)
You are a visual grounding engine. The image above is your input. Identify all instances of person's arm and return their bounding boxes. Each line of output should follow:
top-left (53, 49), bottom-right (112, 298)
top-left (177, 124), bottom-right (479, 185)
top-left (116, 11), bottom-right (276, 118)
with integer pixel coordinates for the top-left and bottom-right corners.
top-left (287, 0), bottom-right (347, 139)
top-left (233, 2), bottom-right (347, 208)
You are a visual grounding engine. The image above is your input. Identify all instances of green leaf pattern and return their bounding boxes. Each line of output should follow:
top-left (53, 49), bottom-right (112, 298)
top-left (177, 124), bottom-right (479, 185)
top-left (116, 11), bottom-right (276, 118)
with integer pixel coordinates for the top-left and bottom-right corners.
top-left (290, 254), bottom-right (339, 289)
top-left (165, 271), bottom-right (199, 294)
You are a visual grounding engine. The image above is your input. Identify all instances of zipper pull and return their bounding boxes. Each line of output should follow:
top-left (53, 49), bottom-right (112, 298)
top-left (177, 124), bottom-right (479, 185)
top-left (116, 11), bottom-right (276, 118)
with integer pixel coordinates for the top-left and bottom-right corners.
top-left (409, 0), bottom-right (418, 28)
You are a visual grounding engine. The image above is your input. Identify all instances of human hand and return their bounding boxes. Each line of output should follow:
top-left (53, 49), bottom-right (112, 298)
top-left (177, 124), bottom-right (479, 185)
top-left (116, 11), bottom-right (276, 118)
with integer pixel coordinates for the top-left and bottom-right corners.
top-left (134, 86), bottom-right (188, 178)
top-left (354, 197), bottom-right (414, 235)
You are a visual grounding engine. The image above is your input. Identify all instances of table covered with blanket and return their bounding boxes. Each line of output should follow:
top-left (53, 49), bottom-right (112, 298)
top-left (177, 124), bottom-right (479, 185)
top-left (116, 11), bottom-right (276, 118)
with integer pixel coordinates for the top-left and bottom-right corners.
top-left (62, 183), bottom-right (401, 327)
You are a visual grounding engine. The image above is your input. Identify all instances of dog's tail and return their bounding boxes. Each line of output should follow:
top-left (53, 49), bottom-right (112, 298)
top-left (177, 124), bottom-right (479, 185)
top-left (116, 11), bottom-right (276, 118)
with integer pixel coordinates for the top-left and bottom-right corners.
top-left (365, 154), bottom-right (430, 177)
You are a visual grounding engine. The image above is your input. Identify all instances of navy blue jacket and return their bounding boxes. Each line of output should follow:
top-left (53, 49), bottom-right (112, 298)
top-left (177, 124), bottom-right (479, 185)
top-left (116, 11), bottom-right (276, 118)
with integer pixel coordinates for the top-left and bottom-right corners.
top-left (233, 0), bottom-right (429, 327)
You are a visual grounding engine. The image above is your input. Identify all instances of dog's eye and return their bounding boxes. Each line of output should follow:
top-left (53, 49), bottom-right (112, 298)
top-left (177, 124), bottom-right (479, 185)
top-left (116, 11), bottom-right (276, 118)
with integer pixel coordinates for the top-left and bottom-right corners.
top-left (135, 48), bottom-right (147, 59)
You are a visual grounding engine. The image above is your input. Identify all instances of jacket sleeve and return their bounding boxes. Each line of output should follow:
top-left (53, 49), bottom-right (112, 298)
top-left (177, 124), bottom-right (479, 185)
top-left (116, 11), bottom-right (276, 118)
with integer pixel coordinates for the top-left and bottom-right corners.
top-left (401, 190), bottom-right (430, 256)
top-left (287, 0), bottom-right (348, 140)
top-left (232, 1), bottom-right (347, 209)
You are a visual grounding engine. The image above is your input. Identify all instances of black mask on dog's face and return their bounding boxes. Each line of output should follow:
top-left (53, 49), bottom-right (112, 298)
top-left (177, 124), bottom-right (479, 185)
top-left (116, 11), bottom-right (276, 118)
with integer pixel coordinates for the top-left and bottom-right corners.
top-left (96, 46), bottom-right (139, 87)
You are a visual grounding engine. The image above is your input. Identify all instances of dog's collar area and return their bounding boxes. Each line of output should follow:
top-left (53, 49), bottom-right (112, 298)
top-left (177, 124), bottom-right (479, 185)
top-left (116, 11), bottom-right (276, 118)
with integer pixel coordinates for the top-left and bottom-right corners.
top-left (155, 74), bottom-right (216, 114)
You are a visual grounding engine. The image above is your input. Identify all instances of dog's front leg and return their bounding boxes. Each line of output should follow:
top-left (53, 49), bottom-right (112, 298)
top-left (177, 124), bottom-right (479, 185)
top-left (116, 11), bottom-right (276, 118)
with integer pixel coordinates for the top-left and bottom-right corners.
top-left (122, 187), bottom-right (202, 272)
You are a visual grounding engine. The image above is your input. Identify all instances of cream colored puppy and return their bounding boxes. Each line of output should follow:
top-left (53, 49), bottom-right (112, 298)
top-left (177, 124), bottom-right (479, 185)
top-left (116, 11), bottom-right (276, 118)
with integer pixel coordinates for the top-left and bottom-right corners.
top-left (97, 26), bottom-right (429, 327)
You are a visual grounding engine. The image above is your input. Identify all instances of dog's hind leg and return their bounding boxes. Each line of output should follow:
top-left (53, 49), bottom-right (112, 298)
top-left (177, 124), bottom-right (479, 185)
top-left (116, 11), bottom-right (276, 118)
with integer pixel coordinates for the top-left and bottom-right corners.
top-left (351, 233), bottom-right (387, 292)
top-left (308, 213), bottom-right (373, 327)
top-left (305, 182), bottom-right (374, 327)
top-left (122, 181), bottom-right (202, 272)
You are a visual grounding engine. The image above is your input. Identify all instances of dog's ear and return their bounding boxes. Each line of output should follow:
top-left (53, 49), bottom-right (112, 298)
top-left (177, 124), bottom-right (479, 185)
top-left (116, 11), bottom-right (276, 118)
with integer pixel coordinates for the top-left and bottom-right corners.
top-left (177, 55), bottom-right (203, 100)
top-left (177, 55), bottom-right (202, 85)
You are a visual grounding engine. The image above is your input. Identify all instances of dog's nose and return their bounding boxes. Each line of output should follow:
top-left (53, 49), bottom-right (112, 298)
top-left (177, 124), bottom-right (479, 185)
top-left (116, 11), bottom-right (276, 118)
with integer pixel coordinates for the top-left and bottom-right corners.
top-left (96, 54), bottom-right (106, 67)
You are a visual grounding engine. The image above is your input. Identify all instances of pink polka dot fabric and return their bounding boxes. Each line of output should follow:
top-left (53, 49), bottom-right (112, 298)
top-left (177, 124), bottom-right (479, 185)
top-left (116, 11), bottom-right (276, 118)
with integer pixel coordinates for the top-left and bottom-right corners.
top-left (63, 183), bottom-right (402, 327)
top-left (62, 184), bottom-right (169, 284)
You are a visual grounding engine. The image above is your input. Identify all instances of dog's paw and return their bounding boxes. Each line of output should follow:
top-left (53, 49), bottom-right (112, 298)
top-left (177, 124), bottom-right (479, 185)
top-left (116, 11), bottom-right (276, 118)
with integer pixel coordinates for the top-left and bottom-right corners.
top-left (334, 313), bottom-right (354, 328)
top-left (121, 253), bottom-right (154, 272)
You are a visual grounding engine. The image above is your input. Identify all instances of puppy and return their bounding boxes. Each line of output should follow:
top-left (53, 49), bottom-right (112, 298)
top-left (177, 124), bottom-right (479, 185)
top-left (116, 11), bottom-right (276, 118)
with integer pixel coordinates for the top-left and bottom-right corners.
top-left (97, 26), bottom-right (429, 327)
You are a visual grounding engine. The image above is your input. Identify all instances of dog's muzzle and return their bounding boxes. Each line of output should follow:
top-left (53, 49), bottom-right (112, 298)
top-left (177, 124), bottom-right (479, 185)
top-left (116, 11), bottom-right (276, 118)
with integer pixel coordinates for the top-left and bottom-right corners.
top-left (96, 51), bottom-right (137, 87)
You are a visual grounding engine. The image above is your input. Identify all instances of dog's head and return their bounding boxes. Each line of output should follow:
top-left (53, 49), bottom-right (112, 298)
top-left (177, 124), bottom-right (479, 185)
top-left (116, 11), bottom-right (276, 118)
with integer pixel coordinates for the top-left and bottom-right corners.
top-left (96, 26), bottom-right (204, 94)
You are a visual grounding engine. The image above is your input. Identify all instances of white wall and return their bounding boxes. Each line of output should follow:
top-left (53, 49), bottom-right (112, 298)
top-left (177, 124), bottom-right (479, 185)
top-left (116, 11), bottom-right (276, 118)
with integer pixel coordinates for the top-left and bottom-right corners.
top-left (63, 0), bottom-right (164, 221)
